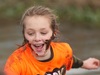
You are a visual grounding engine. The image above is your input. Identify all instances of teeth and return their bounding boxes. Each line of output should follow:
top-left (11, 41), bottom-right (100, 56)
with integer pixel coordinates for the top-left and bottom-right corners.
top-left (34, 44), bottom-right (43, 47)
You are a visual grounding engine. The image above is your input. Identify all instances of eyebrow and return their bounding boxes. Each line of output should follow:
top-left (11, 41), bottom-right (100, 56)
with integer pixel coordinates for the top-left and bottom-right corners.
top-left (26, 28), bottom-right (34, 31)
top-left (40, 28), bottom-right (47, 31)
top-left (26, 28), bottom-right (48, 31)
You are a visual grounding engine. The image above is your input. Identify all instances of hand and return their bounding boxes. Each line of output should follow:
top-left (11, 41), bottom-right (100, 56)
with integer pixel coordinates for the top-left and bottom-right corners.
top-left (82, 58), bottom-right (100, 70)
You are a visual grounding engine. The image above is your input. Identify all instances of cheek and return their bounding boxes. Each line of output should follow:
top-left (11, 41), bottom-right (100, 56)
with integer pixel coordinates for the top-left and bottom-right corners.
top-left (24, 33), bottom-right (32, 43)
top-left (45, 32), bottom-right (53, 40)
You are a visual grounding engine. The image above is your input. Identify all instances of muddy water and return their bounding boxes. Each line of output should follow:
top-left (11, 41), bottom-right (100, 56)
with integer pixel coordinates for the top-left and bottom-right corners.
top-left (0, 24), bottom-right (100, 75)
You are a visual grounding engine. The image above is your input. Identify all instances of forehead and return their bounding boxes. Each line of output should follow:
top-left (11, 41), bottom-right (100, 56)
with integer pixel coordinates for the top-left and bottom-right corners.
top-left (24, 16), bottom-right (51, 29)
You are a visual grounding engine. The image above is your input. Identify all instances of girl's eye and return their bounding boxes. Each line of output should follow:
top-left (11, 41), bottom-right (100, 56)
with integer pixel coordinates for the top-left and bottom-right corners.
top-left (41, 32), bottom-right (47, 35)
top-left (27, 33), bottom-right (34, 36)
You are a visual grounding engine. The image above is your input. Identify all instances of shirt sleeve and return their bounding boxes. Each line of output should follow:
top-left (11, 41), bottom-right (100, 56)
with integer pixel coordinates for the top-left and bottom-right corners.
top-left (72, 55), bottom-right (83, 68)
top-left (64, 43), bottom-right (73, 70)
top-left (4, 54), bottom-right (21, 75)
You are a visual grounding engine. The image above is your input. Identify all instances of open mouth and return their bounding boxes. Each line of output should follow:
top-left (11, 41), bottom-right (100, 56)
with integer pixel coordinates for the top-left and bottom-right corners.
top-left (33, 44), bottom-right (44, 52)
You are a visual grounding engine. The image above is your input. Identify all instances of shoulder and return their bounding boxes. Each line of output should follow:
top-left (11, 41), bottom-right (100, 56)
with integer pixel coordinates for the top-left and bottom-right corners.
top-left (51, 42), bottom-right (72, 53)
top-left (51, 42), bottom-right (71, 49)
top-left (4, 46), bottom-right (26, 74)
top-left (11, 46), bottom-right (25, 57)
top-left (6, 45), bottom-right (26, 63)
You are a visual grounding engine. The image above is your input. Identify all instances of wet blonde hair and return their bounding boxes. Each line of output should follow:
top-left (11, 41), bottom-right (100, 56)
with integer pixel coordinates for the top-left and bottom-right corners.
top-left (20, 6), bottom-right (59, 46)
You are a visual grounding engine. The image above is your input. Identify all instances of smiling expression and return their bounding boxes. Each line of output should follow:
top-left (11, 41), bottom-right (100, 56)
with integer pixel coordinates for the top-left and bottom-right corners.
top-left (24, 16), bottom-right (53, 56)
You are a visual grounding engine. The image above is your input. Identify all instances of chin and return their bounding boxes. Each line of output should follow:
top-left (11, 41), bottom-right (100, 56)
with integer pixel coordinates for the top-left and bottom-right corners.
top-left (36, 53), bottom-right (46, 57)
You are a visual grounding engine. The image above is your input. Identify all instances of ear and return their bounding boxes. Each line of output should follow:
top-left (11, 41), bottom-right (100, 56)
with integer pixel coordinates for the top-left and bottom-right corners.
top-left (54, 33), bottom-right (56, 37)
top-left (54, 31), bottom-right (57, 36)
top-left (52, 32), bottom-right (56, 40)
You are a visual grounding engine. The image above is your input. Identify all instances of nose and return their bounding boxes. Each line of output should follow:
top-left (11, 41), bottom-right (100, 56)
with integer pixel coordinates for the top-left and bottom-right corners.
top-left (34, 33), bottom-right (41, 42)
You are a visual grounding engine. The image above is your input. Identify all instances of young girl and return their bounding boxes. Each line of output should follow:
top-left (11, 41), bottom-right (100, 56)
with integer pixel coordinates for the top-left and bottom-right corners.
top-left (4, 6), bottom-right (100, 75)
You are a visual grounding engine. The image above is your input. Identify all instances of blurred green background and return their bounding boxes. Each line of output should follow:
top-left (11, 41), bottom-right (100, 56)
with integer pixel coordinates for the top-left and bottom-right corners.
top-left (0, 0), bottom-right (100, 75)
top-left (0, 0), bottom-right (100, 28)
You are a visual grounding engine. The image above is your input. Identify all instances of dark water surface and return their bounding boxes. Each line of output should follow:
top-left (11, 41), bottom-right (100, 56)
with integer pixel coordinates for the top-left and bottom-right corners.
top-left (0, 24), bottom-right (100, 75)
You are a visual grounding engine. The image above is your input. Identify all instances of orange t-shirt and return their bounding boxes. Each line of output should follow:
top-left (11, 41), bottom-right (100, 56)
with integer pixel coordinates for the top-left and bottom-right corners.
top-left (4, 42), bottom-right (73, 75)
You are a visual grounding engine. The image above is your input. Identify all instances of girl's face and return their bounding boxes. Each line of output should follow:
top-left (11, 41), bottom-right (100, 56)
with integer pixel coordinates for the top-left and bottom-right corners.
top-left (24, 16), bottom-right (53, 56)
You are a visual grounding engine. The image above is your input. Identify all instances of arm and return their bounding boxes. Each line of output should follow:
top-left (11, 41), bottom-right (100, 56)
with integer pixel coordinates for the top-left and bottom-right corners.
top-left (72, 55), bottom-right (83, 68)
top-left (81, 58), bottom-right (100, 70)
top-left (72, 56), bottom-right (100, 70)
